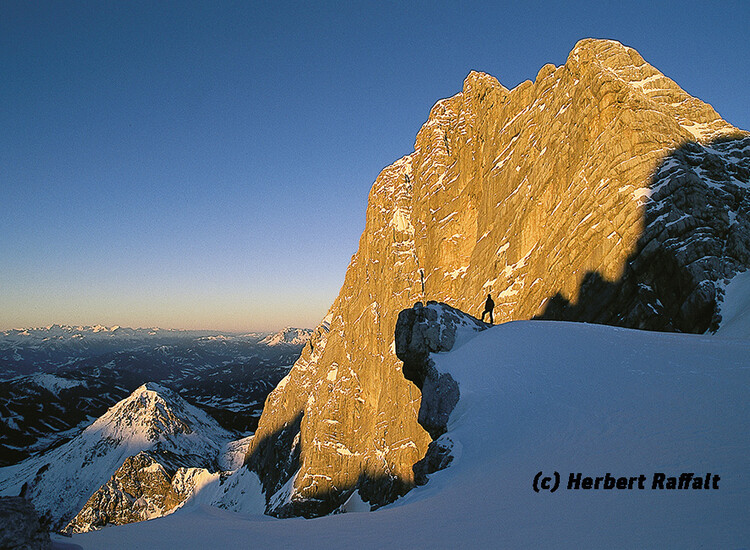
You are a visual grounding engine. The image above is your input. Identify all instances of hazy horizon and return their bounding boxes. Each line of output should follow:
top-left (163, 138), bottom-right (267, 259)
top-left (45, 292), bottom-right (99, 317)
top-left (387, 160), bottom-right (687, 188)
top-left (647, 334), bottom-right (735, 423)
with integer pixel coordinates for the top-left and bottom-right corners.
top-left (2, 1), bottom-right (748, 332)
top-left (0, 322), bottom-right (305, 333)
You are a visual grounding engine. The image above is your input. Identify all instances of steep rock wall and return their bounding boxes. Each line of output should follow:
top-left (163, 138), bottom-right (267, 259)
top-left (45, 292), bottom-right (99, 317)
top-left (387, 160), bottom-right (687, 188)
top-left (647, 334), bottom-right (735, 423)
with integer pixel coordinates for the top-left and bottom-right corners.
top-left (245, 38), bottom-right (750, 516)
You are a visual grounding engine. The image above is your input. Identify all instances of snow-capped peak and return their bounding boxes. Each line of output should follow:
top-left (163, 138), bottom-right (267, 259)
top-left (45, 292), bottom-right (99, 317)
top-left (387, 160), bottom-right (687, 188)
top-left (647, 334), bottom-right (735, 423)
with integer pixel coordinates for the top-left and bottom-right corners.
top-left (260, 327), bottom-right (313, 346)
top-left (0, 382), bottom-right (233, 530)
top-left (86, 383), bottom-right (210, 444)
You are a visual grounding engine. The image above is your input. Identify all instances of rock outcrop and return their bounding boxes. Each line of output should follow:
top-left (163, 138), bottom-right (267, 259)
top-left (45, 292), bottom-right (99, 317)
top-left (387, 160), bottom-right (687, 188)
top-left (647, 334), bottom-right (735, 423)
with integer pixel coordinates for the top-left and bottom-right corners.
top-left (0, 497), bottom-right (50, 550)
top-left (66, 451), bottom-right (176, 533)
top-left (395, 301), bottom-right (486, 438)
top-left (395, 302), bottom-right (486, 485)
top-left (245, 38), bottom-right (750, 516)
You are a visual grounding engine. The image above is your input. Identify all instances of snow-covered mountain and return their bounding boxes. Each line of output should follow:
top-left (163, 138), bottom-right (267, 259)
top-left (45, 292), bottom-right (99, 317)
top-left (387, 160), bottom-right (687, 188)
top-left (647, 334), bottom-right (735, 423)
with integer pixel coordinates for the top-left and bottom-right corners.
top-left (0, 383), bottom-right (235, 531)
top-left (68, 312), bottom-right (750, 548)
top-left (1, 324), bottom-right (221, 341)
top-left (0, 329), bottom-right (306, 466)
top-left (259, 327), bottom-right (313, 347)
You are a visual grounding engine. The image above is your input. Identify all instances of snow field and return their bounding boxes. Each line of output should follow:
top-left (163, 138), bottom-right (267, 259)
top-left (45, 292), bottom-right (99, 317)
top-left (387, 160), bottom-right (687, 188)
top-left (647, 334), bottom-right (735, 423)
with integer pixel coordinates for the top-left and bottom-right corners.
top-left (71, 321), bottom-right (750, 548)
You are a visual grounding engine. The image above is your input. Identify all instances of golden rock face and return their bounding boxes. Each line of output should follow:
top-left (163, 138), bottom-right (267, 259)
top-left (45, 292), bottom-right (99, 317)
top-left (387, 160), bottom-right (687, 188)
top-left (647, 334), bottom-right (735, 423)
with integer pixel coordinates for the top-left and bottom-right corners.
top-left (246, 39), bottom-right (748, 516)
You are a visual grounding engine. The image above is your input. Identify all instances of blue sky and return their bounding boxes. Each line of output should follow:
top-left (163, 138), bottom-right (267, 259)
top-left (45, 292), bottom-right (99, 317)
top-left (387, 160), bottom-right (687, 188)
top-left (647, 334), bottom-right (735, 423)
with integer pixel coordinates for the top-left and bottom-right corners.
top-left (1, 1), bottom-right (748, 331)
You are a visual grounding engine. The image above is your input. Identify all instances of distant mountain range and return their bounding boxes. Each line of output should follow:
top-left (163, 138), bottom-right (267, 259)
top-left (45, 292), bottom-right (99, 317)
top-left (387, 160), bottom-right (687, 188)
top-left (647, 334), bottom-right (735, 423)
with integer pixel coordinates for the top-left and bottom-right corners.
top-left (259, 327), bottom-right (314, 347)
top-left (0, 325), bottom-right (270, 378)
top-left (0, 326), bottom-right (311, 467)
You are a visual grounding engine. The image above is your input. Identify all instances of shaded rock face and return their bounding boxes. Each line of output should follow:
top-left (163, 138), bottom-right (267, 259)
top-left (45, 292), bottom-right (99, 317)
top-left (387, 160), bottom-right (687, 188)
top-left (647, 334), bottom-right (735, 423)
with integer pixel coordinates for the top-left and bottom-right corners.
top-left (395, 302), bottom-right (487, 485)
top-left (248, 412), bottom-right (302, 516)
top-left (66, 451), bottom-right (175, 533)
top-left (0, 497), bottom-right (50, 550)
top-left (537, 136), bottom-right (750, 332)
top-left (395, 301), bottom-right (487, 438)
top-left (412, 437), bottom-right (455, 487)
top-left (245, 38), bottom-right (750, 516)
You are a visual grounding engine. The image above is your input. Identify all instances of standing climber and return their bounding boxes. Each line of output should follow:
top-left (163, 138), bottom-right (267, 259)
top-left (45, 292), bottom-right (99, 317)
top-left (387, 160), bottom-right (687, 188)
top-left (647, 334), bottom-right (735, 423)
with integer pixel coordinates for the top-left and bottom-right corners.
top-left (482, 293), bottom-right (495, 324)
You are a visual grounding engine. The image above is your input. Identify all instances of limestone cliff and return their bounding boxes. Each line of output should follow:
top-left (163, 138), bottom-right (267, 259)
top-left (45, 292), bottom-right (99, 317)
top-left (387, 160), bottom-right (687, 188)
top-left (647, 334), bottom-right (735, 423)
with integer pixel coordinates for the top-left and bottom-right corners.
top-left (245, 38), bottom-right (750, 516)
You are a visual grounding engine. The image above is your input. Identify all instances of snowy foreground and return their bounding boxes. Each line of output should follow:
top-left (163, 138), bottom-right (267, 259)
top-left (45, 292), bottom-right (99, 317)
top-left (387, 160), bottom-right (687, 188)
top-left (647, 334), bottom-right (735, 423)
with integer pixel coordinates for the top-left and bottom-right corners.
top-left (68, 321), bottom-right (750, 549)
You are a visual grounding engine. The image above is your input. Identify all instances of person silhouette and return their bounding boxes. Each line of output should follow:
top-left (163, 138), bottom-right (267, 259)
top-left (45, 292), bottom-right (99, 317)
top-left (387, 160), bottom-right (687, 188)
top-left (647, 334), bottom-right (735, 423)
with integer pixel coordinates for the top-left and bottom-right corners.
top-left (482, 293), bottom-right (495, 324)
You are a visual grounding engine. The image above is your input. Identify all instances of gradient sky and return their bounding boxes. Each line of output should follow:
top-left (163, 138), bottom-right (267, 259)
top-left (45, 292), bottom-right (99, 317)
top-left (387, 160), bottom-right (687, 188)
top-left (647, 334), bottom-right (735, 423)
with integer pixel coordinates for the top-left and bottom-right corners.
top-left (1, 1), bottom-right (748, 331)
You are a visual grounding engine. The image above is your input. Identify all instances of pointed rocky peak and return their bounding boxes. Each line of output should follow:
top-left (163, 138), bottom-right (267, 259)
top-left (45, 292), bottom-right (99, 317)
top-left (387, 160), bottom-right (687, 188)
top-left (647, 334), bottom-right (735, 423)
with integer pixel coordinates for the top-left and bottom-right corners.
top-left (565, 38), bottom-right (744, 142)
top-left (85, 382), bottom-right (210, 443)
top-left (568, 37), bottom-right (644, 67)
top-left (0, 383), bottom-right (232, 530)
top-left (565, 37), bottom-right (668, 93)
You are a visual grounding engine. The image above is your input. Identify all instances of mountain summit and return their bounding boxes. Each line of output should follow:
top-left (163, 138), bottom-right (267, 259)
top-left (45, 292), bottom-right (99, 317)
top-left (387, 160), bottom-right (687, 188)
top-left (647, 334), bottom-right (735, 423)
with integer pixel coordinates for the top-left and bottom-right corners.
top-left (242, 39), bottom-right (750, 517)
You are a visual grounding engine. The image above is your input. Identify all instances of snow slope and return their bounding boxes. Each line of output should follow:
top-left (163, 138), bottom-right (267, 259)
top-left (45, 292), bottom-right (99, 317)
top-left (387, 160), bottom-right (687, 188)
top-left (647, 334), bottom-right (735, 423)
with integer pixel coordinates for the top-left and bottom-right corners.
top-left (717, 269), bottom-right (750, 339)
top-left (70, 321), bottom-right (750, 548)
